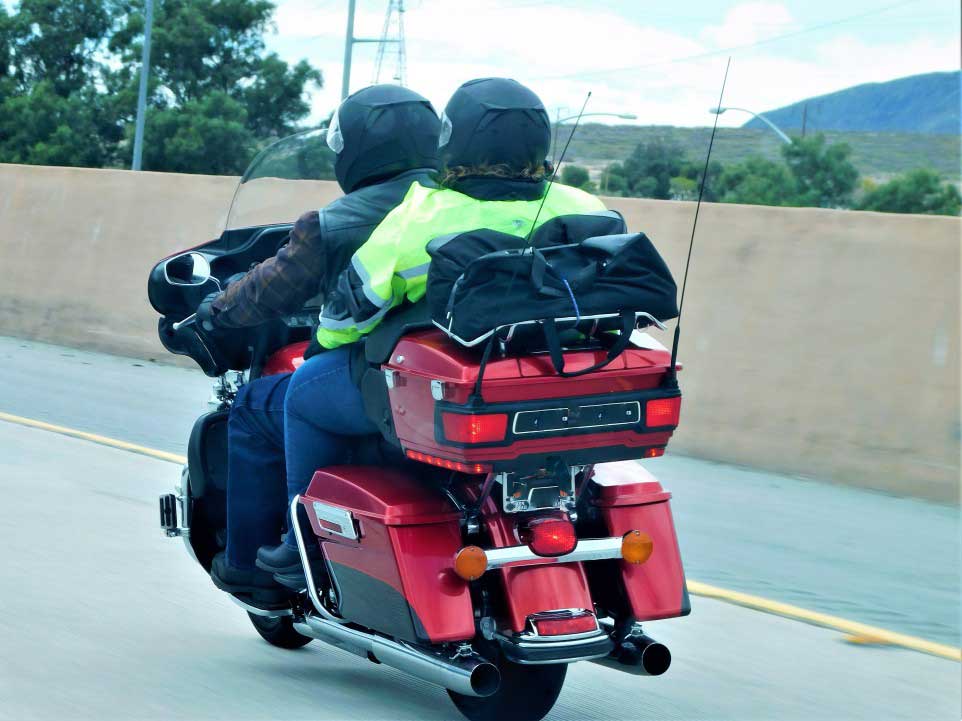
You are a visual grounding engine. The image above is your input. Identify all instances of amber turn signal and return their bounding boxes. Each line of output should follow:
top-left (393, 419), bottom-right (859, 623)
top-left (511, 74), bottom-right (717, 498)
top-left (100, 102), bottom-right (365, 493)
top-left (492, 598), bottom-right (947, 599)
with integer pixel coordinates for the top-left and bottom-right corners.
top-left (454, 545), bottom-right (488, 581)
top-left (621, 530), bottom-right (654, 564)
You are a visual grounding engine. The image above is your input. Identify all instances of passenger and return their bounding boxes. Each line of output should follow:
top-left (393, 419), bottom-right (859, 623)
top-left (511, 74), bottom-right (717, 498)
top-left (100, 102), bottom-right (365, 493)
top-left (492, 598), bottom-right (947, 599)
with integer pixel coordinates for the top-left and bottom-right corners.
top-left (255, 77), bottom-right (609, 574)
top-left (199, 85), bottom-right (442, 598)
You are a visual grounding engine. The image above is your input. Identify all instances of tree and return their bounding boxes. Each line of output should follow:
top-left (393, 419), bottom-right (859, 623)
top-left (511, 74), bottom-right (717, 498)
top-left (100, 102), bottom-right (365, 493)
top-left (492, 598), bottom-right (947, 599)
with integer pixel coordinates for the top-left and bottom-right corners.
top-left (781, 133), bottom-right (858, 208)
top-left (560, 164), bottom-right (595, 192)
top-left (599, 162), bottom-right (628, 196)
top-left (716, 156), bottom-right (797, 207)
top-left (0, 0), bottom-right (323, 174)
top-left (857, 169), bottom-right (961, 216)
top-left (619, 139), bottom-right (685, 199)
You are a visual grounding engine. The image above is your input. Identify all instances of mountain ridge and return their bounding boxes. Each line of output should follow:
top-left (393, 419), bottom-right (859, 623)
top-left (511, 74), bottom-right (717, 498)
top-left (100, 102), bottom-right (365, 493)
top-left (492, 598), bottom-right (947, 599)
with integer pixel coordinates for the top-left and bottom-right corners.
top-left (745, 71), bottom-right (960, 135)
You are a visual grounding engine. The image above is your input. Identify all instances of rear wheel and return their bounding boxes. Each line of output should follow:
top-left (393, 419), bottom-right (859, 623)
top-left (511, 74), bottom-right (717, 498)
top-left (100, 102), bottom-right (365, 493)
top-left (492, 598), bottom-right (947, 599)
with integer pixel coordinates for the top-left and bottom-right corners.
top-left (247, 613), bottom-right (312, 649)
top-left (447, 652), bottom-right (567, 721)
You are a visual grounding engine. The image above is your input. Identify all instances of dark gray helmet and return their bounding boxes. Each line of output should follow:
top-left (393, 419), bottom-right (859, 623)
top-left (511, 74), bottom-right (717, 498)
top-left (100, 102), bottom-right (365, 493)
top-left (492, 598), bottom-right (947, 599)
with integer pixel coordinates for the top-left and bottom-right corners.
top-left (327, 84), bottom-right (440, 193)
top-left (439, 78), bottom-right (550, 170)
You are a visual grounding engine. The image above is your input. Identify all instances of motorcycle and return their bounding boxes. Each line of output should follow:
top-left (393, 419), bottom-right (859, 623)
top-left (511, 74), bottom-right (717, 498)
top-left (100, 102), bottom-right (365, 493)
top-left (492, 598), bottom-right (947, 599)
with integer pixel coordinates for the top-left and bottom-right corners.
top-left (150, 129), bottom-right (690, 721)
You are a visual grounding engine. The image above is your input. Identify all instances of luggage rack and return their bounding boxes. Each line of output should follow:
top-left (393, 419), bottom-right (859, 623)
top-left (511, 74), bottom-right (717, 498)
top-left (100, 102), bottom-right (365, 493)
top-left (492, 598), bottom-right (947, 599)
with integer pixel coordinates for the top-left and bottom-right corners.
top-left (433, 311), bottom-right (667, 349)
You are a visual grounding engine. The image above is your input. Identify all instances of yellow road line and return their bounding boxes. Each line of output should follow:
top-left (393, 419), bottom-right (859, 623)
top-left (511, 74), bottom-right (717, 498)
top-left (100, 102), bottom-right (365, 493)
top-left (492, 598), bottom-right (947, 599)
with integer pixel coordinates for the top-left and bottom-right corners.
top-left (1, 409), bottom-right (959, 663)
top-left (687, 581), bottom-right (961, 662)
top-left (0, 411), bottom-right (187, 465)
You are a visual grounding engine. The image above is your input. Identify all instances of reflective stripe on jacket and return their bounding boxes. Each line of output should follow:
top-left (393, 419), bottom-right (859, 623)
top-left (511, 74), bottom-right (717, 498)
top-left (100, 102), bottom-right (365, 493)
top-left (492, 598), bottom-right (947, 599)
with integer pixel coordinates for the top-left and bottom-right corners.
top-left (316, 181), bottom-right (606, 348)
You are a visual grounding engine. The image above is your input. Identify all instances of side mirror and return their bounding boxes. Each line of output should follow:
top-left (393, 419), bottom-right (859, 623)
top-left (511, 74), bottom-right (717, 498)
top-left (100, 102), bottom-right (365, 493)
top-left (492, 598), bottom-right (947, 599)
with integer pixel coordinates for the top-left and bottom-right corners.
top-left (164, 252), bottom-right (212, 286)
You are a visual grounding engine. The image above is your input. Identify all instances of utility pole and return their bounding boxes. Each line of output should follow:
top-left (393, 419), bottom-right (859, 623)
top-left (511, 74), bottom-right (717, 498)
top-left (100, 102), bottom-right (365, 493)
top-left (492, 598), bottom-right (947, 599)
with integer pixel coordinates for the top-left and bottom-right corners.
top-left (342, 0), bottom-right (401, 100)
top-left (801, 103), bottom-right (808, 138)
top-left (131, 0), bottom-right (154, 170)
top-left (341, 0), bottom-right (357, 100)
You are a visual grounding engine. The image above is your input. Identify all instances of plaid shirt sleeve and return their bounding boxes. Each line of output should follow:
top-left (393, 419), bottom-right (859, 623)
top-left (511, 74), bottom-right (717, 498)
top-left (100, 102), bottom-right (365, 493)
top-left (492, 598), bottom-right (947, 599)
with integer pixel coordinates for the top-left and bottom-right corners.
top-left (211, 210), bottom-right (326, 328)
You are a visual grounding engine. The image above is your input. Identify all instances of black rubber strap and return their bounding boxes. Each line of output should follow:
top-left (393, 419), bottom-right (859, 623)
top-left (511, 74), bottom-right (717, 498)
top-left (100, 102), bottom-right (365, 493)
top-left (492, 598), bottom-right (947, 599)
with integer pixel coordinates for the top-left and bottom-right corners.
top-left (542, 311), bottom-right (635, 378)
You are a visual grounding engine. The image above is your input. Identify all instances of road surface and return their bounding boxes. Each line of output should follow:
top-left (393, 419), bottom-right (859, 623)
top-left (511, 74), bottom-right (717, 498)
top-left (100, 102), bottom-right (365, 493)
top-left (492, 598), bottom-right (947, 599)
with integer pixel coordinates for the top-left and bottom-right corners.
top-left (0, 336), bottom-right (959, 720)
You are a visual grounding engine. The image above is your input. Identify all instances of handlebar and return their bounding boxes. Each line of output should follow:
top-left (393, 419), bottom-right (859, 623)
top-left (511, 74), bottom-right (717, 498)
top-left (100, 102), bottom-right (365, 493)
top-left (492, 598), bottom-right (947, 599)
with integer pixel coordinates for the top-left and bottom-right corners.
top-left (172, 314), bottom-right (197, 332)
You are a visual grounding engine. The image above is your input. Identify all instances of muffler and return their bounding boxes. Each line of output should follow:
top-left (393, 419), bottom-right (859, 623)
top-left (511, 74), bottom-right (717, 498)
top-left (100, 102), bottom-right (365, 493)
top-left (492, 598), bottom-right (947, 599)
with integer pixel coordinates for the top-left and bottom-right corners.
top-left (591, 632), bottom-right (671, 676)
top-left (293, 614), bottom-right (500, 698)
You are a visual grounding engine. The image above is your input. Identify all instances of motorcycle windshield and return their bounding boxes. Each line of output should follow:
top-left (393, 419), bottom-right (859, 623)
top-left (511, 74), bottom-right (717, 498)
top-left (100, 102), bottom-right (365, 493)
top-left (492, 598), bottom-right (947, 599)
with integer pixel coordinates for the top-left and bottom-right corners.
top-left (224, 127), bottom-right (338, 231)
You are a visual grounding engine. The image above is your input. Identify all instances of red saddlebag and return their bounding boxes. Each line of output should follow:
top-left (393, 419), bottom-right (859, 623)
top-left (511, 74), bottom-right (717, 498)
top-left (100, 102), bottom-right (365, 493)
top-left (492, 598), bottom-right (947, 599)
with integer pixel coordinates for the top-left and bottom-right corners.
top-left (586, 462), bottom-right (691, 621)
top-left (300, 466), bottom-right (475, 644)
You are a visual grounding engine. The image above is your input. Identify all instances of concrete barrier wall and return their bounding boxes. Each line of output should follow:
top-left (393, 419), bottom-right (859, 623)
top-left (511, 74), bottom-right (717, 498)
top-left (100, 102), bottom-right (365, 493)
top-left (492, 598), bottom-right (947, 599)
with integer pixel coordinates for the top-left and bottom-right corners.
top-left (1, 163), bottom-right (958, 501)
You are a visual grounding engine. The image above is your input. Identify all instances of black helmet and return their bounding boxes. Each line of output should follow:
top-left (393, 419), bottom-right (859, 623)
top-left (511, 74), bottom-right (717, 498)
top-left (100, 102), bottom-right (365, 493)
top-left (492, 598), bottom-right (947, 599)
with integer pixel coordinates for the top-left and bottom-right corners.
top-left (327, 84), bottom-right (440, 193)
top-left (439, 78), bottom-right (550, 170)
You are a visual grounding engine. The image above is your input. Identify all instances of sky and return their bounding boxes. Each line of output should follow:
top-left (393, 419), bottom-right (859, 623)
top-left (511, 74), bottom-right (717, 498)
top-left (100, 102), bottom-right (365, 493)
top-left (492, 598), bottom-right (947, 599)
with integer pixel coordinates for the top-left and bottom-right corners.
top-left (266, 0), bottom-right (961, 127)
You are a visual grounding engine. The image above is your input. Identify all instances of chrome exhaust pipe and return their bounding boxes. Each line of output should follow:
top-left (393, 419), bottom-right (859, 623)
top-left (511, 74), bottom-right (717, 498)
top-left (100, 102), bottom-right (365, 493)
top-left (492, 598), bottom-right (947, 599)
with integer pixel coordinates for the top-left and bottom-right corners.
top-left (293, 614), bottom-right (500, 698)
top-left (591, 632), bottom-right (671, 676)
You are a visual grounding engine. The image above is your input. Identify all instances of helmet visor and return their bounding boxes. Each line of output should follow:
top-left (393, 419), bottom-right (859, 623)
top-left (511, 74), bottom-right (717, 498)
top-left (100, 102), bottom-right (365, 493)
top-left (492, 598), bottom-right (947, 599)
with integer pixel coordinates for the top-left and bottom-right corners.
top-left (438, 111), bottom-right (453, 149)
top-left (326, 107), bottom-right (345, 154)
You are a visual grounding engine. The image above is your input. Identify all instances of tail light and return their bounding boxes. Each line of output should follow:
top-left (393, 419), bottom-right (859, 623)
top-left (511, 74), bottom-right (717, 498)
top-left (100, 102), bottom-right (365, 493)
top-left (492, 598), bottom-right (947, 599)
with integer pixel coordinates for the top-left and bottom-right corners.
top-left (441, 412), bottom-right (509, 444)
top-left (532, 613), bottom-right (598, 637)
top-left (646, 396), bottom-right (681, 427)
top-left (405, 450), bottom-right (490, 474)
top-left (522, 517), bottom-right (577, 557)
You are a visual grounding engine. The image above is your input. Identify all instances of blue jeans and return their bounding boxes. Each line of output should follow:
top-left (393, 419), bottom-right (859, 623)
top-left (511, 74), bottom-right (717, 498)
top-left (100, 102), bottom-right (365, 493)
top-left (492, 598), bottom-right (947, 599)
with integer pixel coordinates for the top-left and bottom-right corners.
top-left (225, 347), bottom-right (376, 569)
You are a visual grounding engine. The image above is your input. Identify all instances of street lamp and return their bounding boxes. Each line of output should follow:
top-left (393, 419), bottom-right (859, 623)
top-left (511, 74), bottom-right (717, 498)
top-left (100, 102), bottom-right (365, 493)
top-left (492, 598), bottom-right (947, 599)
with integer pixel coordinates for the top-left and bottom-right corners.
top-left (710, 106), bottom-right (791, 144)
top-left (552, 111), bottom-right (638, 164)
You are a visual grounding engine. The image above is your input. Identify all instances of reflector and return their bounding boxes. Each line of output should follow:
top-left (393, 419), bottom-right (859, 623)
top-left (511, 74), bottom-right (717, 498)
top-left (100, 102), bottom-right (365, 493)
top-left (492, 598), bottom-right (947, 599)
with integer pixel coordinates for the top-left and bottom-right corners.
top-left (525, 517), bottom-right (577, 557)
top-left (646, 396), bottom-right (681, 427)
top-left (442, 412), bottom-right (508, 444)
top-left (621, 530), bottom-right (654, 564)
top-left (533, 614), bottom-right (598, 637)
top-left (405, 450), bottom-right (489, 474)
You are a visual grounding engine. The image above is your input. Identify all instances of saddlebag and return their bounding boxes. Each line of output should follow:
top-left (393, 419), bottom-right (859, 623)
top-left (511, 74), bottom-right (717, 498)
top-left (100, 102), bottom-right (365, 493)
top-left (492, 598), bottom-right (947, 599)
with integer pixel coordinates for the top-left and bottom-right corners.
top-left (300, 466), bottom-right (475, 644)
top-left (585, 462), bottom-right (691, 621)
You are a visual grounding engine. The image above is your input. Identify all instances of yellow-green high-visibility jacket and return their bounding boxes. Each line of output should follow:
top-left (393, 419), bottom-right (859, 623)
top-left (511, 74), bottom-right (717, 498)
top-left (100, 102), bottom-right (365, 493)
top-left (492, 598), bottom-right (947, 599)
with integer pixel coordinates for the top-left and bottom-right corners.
top-left (316, 180), bottom-right (606, 349)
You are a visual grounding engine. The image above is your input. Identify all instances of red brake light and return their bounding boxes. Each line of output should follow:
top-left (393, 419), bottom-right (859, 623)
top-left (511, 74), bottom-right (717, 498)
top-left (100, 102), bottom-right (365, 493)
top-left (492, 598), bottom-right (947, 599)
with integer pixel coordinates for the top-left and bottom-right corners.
top-left (442, 412), bottom-right (508, 444)
top-left (405, 450), bottom-right (490, 475)
top-left (533, 614), bottom-right (598, 637)
top-left (646, 396), bottom-right (681, 427)
top-left (524, 517), bottom-right (577, 557)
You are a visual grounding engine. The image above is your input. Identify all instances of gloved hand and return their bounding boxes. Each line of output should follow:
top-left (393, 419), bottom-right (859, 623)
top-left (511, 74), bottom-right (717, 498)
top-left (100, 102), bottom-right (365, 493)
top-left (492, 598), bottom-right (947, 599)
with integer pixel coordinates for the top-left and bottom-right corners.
top-left (196, 291), bottom-right (222, 332)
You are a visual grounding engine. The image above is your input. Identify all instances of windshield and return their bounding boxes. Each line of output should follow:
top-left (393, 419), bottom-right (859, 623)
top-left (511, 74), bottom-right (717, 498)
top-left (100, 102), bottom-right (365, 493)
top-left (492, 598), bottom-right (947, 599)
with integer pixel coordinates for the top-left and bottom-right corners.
top-left (224, 127), bottom-right (340, 231)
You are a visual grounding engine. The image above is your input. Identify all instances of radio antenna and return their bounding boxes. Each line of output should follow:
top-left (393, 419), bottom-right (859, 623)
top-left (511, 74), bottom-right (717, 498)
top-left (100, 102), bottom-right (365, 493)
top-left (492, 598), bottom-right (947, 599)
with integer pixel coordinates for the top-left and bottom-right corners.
top-left (668, 58), bottom-right (731, 383)
top-left (526, 91), bottom-right (591, 242)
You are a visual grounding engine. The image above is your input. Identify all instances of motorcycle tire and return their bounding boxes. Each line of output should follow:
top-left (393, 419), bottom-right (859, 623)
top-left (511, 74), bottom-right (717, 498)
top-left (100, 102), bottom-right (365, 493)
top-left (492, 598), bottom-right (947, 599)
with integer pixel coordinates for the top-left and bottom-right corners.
top-left (247, 613), bottom-right (312, 650)
top-left (447, 654), bottom-right (567, 721)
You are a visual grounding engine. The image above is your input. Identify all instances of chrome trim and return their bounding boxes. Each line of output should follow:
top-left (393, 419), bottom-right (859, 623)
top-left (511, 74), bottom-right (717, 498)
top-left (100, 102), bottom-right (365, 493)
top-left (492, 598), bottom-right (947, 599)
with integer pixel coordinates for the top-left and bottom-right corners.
top-left (292, 614), bottom-right (500, 697)
top-left (290, 495), bottom-right (345, 625)
top-left (511, 401), bottom-right (641, 435)
top-left (484, 536), bottom-right (623, 572)
top-left (229, 595), bottom-right (292, 618)
top-left (494, 628), bottom-right (612, 665)
top-left (434, 311), bottom-right (667, 348)
top-left (311, 501), bottom-right (358, 541)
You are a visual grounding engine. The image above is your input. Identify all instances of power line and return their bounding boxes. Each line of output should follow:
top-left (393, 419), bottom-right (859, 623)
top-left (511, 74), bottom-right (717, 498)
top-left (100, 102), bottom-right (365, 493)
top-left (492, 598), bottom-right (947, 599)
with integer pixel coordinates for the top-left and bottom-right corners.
top-left (533, 0), bottom-right (922, 81)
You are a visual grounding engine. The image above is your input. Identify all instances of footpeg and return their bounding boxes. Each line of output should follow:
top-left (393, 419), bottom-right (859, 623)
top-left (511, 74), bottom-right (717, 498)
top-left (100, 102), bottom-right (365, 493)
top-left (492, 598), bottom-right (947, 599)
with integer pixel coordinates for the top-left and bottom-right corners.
top-left (159, 494), bottom-right (181, 536)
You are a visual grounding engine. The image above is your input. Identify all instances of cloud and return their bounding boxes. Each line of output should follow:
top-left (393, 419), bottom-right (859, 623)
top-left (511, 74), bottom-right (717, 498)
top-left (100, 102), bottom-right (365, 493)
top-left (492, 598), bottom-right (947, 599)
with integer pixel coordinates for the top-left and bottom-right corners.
top-left (702, 2), bottom-right (796, 47)
top-left (267, 0), bottom-right (960, 128)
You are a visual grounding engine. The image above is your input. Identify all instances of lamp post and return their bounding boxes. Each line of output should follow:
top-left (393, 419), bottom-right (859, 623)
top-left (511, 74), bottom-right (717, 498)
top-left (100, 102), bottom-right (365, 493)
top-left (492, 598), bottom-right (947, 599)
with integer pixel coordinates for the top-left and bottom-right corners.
top-left (709, 106), bottom-right (791, 144)
top-left (131, 0), bottom-right (154, 170)
top-left (552, 111), bottom-right (638, 165)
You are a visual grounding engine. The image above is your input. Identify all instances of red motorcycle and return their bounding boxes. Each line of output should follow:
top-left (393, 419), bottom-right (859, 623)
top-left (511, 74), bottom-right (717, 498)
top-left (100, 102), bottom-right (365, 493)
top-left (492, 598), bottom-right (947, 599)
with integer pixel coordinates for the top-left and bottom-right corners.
top-left (151, 131), bottom-right (689, 721)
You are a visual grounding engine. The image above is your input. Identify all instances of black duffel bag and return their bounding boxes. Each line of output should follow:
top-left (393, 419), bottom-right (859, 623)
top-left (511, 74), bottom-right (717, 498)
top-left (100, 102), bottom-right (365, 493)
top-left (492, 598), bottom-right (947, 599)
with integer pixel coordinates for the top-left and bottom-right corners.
top-left (426, 217), bottom-right (678, 377)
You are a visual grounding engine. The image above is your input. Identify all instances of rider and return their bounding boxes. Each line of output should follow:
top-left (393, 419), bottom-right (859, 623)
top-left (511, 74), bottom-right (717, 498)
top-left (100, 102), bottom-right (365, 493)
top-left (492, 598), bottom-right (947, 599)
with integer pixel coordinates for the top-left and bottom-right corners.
top-left (254, 77), bottom-right (609, 575)
top-left (200, 85), bottom-right (442, 598)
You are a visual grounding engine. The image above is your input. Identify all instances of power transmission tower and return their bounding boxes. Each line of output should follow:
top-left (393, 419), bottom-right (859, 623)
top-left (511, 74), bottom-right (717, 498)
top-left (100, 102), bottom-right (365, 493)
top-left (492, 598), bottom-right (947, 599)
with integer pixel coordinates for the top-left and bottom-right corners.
top-left (372, 0), bottom-right (407, 86)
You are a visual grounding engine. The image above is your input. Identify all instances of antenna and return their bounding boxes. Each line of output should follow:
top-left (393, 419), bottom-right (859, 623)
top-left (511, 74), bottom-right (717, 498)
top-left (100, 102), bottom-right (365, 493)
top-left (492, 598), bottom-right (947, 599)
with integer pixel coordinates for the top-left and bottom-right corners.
top-left (668, 57), bottom-right (731, 384)
top-left (526, 91), bottom-right (591, 242)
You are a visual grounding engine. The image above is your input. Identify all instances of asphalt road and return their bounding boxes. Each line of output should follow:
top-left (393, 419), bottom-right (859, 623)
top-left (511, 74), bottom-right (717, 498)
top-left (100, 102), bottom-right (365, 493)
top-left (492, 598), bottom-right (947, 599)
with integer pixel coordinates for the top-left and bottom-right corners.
top-left (1, 336), bottom-right (958, 647)
top-left (1, 420), bottom-right (959, 721)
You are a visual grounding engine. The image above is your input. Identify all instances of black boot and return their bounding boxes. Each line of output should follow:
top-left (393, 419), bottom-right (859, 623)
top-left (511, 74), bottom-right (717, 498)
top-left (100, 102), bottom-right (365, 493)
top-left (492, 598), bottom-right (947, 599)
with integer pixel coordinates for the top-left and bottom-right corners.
top-left (256, 542), bottom-right (321, 574)
top-left (210, 552), bottom-right (291, 605)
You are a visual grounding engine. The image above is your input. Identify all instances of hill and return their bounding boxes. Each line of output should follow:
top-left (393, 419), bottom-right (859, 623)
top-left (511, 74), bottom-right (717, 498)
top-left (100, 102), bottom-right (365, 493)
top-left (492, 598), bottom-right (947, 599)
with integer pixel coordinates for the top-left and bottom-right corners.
top-left (745, 71), bottom-right (960, 135)
top-left (557, 124), bottom-right (961, 182)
